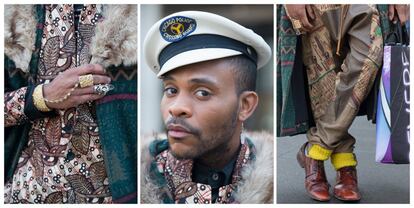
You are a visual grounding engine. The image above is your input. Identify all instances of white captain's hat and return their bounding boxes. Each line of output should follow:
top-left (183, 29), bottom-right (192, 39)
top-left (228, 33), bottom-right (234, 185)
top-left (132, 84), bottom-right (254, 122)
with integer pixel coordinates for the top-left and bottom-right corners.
top-left (143, 11), bottom-right (272, 77)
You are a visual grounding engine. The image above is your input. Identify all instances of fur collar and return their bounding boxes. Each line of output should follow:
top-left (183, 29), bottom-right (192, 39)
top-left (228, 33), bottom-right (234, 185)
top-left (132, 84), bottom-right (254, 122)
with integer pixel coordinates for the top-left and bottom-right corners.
top-left (140, 131), bottom-right (274, 204)
top-left (4, 5), bottom-right (137, 73)
top-left (89, 5), bottom-right (137, 67)
top-left (4, 5), bottom-right (37, 73)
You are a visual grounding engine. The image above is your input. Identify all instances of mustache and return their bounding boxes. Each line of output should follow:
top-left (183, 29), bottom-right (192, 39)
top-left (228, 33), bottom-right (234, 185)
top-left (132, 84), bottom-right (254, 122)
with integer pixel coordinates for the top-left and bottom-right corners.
top-left (165, 117), bottom-right (201, 136)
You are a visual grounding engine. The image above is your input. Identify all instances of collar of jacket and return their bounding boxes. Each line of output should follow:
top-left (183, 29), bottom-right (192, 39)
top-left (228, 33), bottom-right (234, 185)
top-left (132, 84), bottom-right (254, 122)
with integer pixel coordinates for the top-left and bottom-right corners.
top-left (141, 131), bottom-right (274, 204)
top-left (4, 4), bottom-right (137, 73)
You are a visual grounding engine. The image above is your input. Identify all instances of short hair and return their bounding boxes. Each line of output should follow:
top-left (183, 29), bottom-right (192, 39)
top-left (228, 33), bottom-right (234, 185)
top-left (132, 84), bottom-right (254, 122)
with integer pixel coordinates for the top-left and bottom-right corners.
top-left (226, 55), bottom-right (257, 94)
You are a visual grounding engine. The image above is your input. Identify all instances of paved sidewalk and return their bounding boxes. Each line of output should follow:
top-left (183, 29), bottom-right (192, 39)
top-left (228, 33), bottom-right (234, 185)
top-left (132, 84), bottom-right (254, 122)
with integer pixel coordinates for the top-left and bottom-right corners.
top-left (277, 116), bottom-right (410, 204)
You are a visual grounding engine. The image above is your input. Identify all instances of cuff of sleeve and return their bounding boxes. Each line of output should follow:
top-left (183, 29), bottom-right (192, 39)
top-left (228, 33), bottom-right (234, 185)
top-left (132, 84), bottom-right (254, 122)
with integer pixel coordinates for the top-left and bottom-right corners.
top-left (24, 85), bottom-right (57, 121)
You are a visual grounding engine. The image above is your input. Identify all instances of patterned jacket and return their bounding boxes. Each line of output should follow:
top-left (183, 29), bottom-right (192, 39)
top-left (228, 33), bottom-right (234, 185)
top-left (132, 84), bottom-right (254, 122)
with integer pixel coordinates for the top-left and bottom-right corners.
top-left (4, 5), bottom-right (137, 203)
top-left (141, 132), bottom-right (274, 204)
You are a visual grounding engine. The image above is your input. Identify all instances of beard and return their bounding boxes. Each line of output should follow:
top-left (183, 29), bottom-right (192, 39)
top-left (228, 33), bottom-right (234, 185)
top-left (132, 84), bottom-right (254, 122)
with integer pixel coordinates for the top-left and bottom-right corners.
top-left (166, 106), bottom-right (239, 160)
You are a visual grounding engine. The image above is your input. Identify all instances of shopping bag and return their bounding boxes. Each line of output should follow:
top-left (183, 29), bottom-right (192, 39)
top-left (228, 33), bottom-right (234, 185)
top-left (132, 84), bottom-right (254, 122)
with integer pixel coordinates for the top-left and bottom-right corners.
top-left (375, 23), bottom-right (410, 164)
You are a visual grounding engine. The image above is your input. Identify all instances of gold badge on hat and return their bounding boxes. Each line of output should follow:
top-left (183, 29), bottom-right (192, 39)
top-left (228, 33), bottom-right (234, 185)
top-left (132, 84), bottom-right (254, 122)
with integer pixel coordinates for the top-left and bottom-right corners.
top-left (159, 16), bottom-right (197, 42)
top-left (170, 23), bottom-right (184, 35)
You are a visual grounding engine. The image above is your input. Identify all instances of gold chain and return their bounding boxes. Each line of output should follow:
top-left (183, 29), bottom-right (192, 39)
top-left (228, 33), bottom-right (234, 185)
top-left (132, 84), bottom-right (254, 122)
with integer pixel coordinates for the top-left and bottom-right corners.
top-left (44, 82), bottom-right (79, 104)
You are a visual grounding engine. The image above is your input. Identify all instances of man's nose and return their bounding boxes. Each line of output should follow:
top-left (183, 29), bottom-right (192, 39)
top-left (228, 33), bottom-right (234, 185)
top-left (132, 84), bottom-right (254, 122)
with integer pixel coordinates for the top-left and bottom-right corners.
top-left (168, 94), bottom-right (192, 118)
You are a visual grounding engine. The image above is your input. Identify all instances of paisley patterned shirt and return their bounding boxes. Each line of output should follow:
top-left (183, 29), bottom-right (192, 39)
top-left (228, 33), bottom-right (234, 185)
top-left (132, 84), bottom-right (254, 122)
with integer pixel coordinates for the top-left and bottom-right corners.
top-left (5, 5), bottom-right (112, 203)
top-left (154, 137), bottom-right (255, 204)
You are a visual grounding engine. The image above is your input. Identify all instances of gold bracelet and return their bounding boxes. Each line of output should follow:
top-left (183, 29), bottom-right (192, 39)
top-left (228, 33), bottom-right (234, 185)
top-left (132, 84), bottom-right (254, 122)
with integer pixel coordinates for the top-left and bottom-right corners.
top-left (44, 82), bottom-right (79, 104)
top-left (33, 84), bottom-right (52, 112)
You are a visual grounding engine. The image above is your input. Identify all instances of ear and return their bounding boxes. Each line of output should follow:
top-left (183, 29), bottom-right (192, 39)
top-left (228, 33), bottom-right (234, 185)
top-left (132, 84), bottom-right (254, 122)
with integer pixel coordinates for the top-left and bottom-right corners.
top-left (238, 91), bottom-right (259, 122)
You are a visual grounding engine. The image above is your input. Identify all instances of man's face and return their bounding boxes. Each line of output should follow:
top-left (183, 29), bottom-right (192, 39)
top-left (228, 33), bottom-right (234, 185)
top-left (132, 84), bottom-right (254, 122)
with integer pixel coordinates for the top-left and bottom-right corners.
top-left (161, 59), bottom-right (240, 160)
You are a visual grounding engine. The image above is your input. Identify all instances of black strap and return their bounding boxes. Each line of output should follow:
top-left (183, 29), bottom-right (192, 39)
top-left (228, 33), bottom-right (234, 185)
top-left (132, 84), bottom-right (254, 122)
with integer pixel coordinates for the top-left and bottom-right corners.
top-left (158, 34), bottom-right (258, 70)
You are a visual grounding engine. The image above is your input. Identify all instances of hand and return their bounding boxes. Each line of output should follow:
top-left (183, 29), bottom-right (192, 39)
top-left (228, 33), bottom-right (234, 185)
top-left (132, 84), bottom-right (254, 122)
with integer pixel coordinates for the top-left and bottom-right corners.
top-left (43, 64), bottom-right (111, 110)
top-left (388, 4), bottom-right (410, 25)
top-left (285, 4), bottom-right (316, 32)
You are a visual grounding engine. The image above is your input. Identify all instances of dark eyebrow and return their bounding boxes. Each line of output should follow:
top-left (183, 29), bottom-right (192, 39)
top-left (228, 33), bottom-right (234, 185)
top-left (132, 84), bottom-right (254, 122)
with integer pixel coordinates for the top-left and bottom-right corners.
top-left (161, 74), bottom-right (175, 82)
top-left (188, 78), bottom-right (217, 86)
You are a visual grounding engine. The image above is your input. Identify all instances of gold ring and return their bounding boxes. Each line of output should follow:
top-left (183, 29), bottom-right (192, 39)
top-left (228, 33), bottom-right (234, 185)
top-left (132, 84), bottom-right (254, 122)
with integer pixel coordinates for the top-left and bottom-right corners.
top-left (291, 19), bottom-right (302, 30)
top-left (291, 19), bottom-right (304, 35)
top-left (79, 74), bottom-right (94, 88)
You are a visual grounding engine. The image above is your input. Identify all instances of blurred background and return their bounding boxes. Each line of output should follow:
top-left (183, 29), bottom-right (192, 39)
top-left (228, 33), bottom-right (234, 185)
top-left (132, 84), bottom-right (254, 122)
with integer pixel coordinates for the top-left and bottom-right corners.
top-left (140, 4), bottom-right (274, 136)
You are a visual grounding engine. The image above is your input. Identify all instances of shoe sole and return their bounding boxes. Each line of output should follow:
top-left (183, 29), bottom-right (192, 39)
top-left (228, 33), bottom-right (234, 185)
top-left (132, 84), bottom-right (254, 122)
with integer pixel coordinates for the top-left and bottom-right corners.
top-left (333, 193), bottom-right (361, 202)
top-left (307, 192), bottom-right (331, 202)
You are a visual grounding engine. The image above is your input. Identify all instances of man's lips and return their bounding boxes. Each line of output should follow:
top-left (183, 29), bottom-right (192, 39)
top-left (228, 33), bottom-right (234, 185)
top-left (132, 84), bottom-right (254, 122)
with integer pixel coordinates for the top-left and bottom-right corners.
top-left (167, 124), bottom-right (192, 138)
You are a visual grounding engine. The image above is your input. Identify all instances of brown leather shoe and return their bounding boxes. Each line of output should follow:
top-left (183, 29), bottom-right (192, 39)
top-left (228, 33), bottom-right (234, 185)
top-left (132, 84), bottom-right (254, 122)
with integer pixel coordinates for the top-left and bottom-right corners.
top-left (297, 142), bottom-right (330, 201)
top-left (334, 166), bottom-right (361, 201)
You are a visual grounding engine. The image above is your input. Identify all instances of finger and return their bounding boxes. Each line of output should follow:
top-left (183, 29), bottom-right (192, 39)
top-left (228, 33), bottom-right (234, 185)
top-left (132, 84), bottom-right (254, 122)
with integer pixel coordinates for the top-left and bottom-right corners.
top-left (306, 5), bottom-right (315, 20)
top-left (93, 75), bottom-right (111, 85)
top-left (71, 86), bottom-right (95, 96)
top-left (284, 5), bottom-right (295, 19)
top-left (72, 78), bottom-right (112, 95)
top-left (74, 64), bottom-right (107, 76)
top-left (399, 14), bottom-right (408, 25)
top-left (404, 5), bottom-right (410, 24)
top-left (388, 5), bottom-right (395, 21)
top-left (77, 74), bottom-right (111, 89)
top-left (75, 94), bottom-right (105, 105)
top-left (300, 15), bottom-right (313, 31)
top-left (396, 5), bottom-right (408, 24)
top-left (83, 94), bottom-right (106, 102)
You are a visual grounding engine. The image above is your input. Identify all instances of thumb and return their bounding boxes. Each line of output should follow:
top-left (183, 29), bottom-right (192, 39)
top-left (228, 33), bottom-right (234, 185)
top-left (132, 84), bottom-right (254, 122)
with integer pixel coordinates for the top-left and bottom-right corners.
top-left (388, 5), bottom-right (395, 20)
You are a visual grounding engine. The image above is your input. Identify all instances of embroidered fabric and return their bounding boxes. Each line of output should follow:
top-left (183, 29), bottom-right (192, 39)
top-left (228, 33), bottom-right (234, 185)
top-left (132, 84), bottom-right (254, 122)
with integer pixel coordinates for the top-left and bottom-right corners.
top-left (5, 5), bottom-right (112, 204)
top-left (5, 87), bottom-right (29, 126)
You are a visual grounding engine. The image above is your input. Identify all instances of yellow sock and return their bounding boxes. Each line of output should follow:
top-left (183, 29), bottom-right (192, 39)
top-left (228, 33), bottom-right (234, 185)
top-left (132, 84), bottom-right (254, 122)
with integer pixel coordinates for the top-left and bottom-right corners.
top-left (331, 153), bottom-right (357, 170)
top-left (308, 144), bottom-right (332, 161)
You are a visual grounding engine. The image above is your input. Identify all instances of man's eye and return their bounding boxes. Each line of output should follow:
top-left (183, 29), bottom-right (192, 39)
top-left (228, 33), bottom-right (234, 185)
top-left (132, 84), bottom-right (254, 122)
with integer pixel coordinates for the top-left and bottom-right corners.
top-left (195, 90), bottom-right (211, 97)
top-left (164, 87), bottom-right (177, 96)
